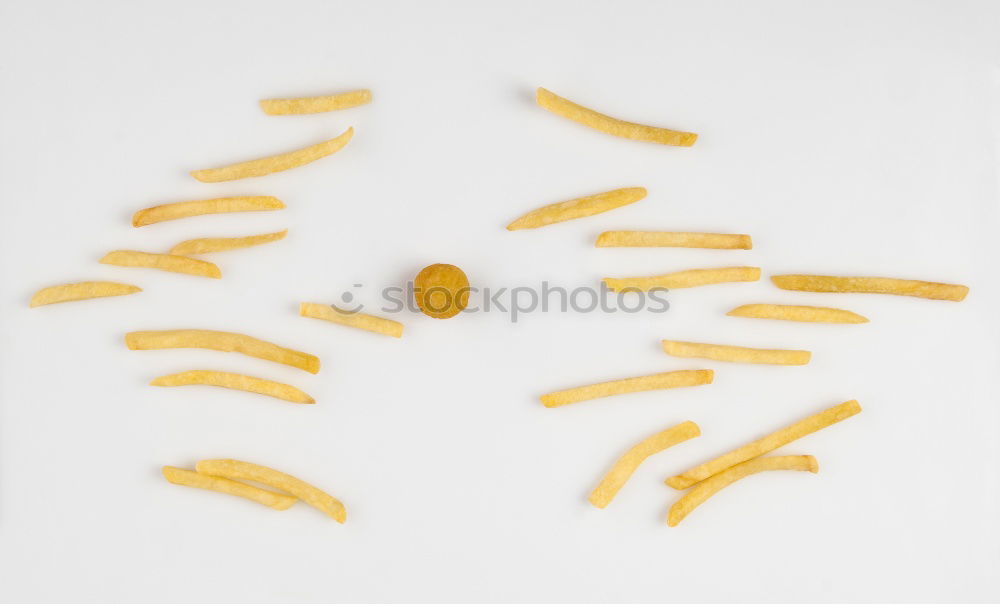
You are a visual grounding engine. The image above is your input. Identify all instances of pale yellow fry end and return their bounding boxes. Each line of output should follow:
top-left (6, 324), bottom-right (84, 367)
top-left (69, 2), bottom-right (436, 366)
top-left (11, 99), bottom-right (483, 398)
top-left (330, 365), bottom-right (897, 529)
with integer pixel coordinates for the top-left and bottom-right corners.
top-left (727, 304), bottom-right (868, 324)
top-left (772, 275), bottom-right (968, 302)
top-left (596, 231), bottom-right (752, 249)
top-left (162, 466), bottom-right (296, 510)
top-left (541, 369), bottom-right (713, 408)
top-left (507, 187), bottom-right (646, 230)
top-left (169, 230), bottom-right (287, 256)
top-left (132, 196), bottom-right (284, 227)
top-left (300, 302), bottom-right (404, 338)
top-left (100, 250), bottom-right (221, 279)
top-left (662, 340), bottom-right (811, 365)
top-left (191, 128), bottom-right (354, 183)
top-left (126, 329), bottom-right (319, 374)
top-left (150, 370), bottom-right (314, 403)
top-left (604, 267), bottom-right (760, 291)
top-left (30, 281), bottom-right (141, 307)
top-left (260, 89), bottom-right (372, 115)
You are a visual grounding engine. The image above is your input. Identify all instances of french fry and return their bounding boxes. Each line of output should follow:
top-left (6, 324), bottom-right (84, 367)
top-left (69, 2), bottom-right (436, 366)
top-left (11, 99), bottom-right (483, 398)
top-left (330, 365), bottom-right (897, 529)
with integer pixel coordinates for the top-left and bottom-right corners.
top-left (299, 302), bottom-right (404, 338)
top-left (666, 399), bottom-right (860, 490)
top-left (727, 304), bottom-right (868, 324)
top-left (191, 128), bottom-right (354, 183)
top-left (30, 281), bottom-right (141, 307)
top-left (169, 230), bottom-right (287, 256)
top-left (260, 89), bottom-right (372, 115)
top-left (162, 466), bottom-right (296, 510)
top-left (126, 329), bottom-right (319, 374)
top-left (541, 369), bottom-right (713, 408)
top-left (133, 196), bottom-right (284, 227)
top-left (589, 421), bottom-right (700, 509)
top-left (196, 459), bottom-right (346, 523)
top-left (150, 370), bottom-right (314, 404)
top-left (604, 267), bottom-right (760, 292)
top-left (596, 231), bottom-right (752, 249)
top-left (771, 274), bottom-right (968, 302)
top-left (667, 455), bottom-right (818, 526)
top-left (536, 87), bottom-right (697, 146)
top-left (100, 251), bottom-right (221, 279)
top-left (661, 339), bottom-right (811, 366)
top-left (507, 187), bottom-right (646, 230)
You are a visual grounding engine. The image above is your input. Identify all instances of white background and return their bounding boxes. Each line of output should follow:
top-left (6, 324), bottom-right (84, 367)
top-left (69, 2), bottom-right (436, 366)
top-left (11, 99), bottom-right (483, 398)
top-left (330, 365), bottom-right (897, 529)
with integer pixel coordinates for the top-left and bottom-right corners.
top-left (1, 0), bottom-right (998, 602)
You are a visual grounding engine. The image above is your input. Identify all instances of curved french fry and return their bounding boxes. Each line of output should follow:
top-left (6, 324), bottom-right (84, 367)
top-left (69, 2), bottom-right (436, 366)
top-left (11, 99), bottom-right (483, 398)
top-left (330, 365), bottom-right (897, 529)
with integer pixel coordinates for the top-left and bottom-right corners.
top-left (191, 128), bottom-right (354, 183)
top-left (260, 89), bottom-right (372, 115)
top-left (589, 421), bottom-right (700, 509)
top-left (507, 187), bottom-right (646, 230)
top-left (536, 87), bottom-right (697, 146)
top-left (162, 466), bottom-right (296, 510)
top-left (541, 369), bottom-right (713, 408)
top-left (300, 302), bottom-right (404, 338)
top-left (596, 231), bottom-right (752, 249)
top-left (667, 455), bottom-right (818, 526)
top-left (196, 459), bottom-right (346, 523)
top-left (132, 196), bottom-right (284, 227)
top-left (604, 267), bottom-right (760, 292)
top-left (126, 329), bottom-right (319, 374)
top-left (771, 275), bottom-right (968, 302)
top-left (661, 340), bottom-right (811, 366)
top-left (727, 304), bottom-right (868, 324)
top-left (30, 281), bottom-right (141, 307)
top-left (100, 251), bottom-right (221, 278)
top-left (169, 230), bottom-right (287, 256)
top-left (150, 370), bottom-right (314, 404)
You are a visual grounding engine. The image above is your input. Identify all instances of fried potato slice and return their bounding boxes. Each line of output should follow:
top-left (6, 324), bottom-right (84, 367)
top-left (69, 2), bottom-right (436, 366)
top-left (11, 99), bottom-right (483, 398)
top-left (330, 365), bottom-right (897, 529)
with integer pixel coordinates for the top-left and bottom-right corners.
top-left (260, 89), bottom-right (372, 115)
top-left (191, 128), bottom-right (354, 182)
top-left (536, 87), bottom-right (697, 146)
top-left (150, 370), bottom-right (314, 403)
top-left (661, 339), bottom-right (811, 366)
top-left (196, 459), bottom-right (346, 523)
top-left (667, 455), bottom-right (818, 526)
top-left (133, 196), bottom-right (284, 227)
top-left (100, 250), bottom-right (221, 279)
top-left (169, 230), bottom-right (287, 256)
top-left (604, 266), bottom-right (760, 292)
top-left (727, 303), bottom-right (868, 324)
top-left (299, 302), bottom-right (404, 338)
top-left (596, 231), bottom-right (752, 249)
top-left (666, 400), bottom-right (860, 490)
top-left (126, 329), bottom-right (319, 374)
top-left (507, 187), bottom-right (646, 230)
top-left (162, 466), bottom-right (296, 510)
top-left (771, 274), bottom-right (968, 301)
top-left (589, 421), bottom-right (700, 509)
top-left (30, 281), bottom-right (141, 307)
top-left (541, 369), bottom-right (713, 408)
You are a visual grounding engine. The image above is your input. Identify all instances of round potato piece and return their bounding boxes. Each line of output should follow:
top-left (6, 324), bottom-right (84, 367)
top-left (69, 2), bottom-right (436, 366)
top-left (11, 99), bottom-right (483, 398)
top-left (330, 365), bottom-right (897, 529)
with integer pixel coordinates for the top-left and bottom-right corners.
top-left (414, 263), bottom-right (470, 319)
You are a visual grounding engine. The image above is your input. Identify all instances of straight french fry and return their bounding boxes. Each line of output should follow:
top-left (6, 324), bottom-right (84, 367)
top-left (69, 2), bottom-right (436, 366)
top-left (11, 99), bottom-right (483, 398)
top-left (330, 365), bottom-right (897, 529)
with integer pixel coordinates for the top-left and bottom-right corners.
top-left (299, 302), bottom-right (404, 338)
top-left (100, 251), bottom-right (221, 279)
top-left (536, 87), bottom-right (697, 146)
top-left (191, 128), bottom-right (354, 183)
top-left (771, 275), bottom-right (968, 302)
top-left (196, 459), bottom-right (346, 523)
top-left (589, 421), bottom-right (700, 509)
top-left (133, 196), bottom-right (284, 227)
top-left (727, 304), bottom-right (868, 324)
top-left (667, 455), bottom-right (818, 526)
top-left (150, 370), bottom-right (314, 404)
top-left (169, 230), bottom-right (287, 255)
top-left (507, 187), bottom-right (646, 230)
top-left (30, 281), bottom-right (141, 307)
top-left (604, 267), bottom-right (760, 292)
top-left (596, 231), bottom-right (752, 249)
top-left (162, 466), bottom-right (296, 510)
top-left (260, 89), bottom-right (372, 115)
top-left (126, 329), bottom-right (319, 374)
top-left (661, 339), bottom-right (811, 366)
top-left (541, 369), bottom-right (713, 408)
top-left (666, 399), bottom-right (860, 490)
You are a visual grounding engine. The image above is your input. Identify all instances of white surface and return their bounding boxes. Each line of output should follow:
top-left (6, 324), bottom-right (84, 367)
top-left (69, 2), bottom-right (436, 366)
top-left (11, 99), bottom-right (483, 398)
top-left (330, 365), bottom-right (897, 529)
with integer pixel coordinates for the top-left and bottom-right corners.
top-left (1, 1), bottom-right (999, 602)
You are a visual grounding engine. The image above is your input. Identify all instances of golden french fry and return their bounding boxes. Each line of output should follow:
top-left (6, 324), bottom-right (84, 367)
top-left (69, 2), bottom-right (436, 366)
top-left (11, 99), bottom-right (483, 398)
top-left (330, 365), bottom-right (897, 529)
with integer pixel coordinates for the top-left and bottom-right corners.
top-left (661, 340), bottom-right (811, 366)
top-left (260, 89), bottom-right (372, 115)
top-left (541, 369), bottom-right (713, 408)
top-left (100, 250), bottom-right (221, 279)
top-left (162, 466), bottom-right (296, 510)
top-left (30, 281), bottom-right (141, 308)
top-left (126, 329), bottom-right (319, 374)
top-left (771, 274), bottom-right (968, 302)
top-left (589, 421), bottom-right (700, 509)
top-left (596, 231), bottom-right (752, 249)
top-left (196, 459), bottom-right (346, 523)
top-left (667, 455), bottom-right (818, 526)
top-left (150, 370), bottom-right (314, 404)
top-left (727, 304), bottom-right (868, 324)
top-left (666, 400), bottom-right (860, 490)
top-left (169, 230), bottom-right (287, 256)
top-left (604, 266), bottom-right (760, 292)
top-left (191, 128), bottom-right (354, 183)
top-left (300, 302), bottom-right (404, 338)
top-left (507, 187), bottom-right (646, 230)
top-left (133, 196), bottom-right (284, 227)
top-left (536, 87), bottom-right (697, 146)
